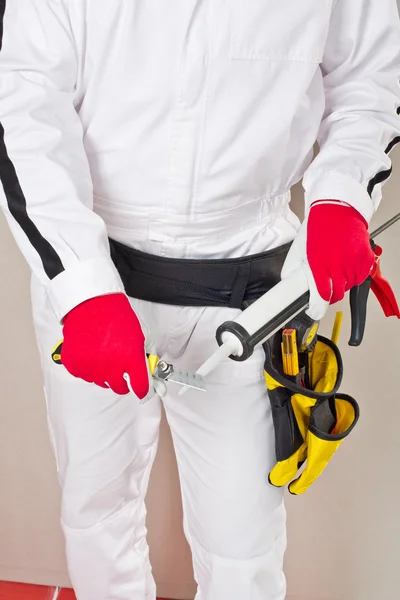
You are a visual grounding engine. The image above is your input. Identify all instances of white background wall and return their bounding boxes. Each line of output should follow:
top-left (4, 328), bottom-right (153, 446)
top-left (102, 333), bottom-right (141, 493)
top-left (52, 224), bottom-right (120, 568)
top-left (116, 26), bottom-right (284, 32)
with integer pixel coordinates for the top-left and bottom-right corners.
top-left (1, 148), bottom-right (399, 600)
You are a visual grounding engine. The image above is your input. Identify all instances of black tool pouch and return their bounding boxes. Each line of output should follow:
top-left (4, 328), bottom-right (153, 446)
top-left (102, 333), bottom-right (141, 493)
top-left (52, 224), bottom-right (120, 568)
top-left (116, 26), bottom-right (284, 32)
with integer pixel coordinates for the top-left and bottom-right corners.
top-left (264, 332), bottom-right (360, 495)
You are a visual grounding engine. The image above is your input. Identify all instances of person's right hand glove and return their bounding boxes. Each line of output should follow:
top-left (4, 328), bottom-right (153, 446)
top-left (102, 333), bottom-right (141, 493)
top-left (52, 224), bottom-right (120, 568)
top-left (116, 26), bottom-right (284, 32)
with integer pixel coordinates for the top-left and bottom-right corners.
top-left (61, 293), bottom-right (152, 398)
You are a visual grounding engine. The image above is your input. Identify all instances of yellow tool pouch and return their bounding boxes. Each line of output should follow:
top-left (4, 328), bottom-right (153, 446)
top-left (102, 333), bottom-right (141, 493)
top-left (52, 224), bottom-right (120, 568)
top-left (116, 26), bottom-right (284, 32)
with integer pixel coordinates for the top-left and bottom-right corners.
top-left (264, 334), bottom-right (359, 495)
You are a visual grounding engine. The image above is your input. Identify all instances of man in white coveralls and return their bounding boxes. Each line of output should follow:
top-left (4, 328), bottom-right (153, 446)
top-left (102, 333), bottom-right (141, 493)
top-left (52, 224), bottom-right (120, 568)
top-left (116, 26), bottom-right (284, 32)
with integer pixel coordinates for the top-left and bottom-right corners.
top-left (0, 1), bottom-right (399, 599)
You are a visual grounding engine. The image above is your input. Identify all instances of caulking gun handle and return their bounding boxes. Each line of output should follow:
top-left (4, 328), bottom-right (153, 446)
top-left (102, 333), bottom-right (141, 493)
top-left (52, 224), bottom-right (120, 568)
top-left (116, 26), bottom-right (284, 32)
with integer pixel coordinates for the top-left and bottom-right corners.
top-left (348, 243), bottom-right (400, 347)
top-left (348, 277), bottom-right (372, 347)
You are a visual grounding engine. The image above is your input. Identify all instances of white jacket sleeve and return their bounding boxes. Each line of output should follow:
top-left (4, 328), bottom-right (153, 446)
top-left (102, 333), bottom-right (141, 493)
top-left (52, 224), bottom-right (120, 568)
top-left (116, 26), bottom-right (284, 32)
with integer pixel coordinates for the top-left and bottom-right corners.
top-left (303, 0), bottom-right (400, 223)
top-left (0, 0), bottom-right (125, 320)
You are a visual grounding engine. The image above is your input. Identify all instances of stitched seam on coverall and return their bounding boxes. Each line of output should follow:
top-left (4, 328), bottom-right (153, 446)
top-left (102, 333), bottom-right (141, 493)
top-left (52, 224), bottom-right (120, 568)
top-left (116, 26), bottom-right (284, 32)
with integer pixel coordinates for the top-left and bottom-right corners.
top-left (191, 0), bottom-right (214, 215)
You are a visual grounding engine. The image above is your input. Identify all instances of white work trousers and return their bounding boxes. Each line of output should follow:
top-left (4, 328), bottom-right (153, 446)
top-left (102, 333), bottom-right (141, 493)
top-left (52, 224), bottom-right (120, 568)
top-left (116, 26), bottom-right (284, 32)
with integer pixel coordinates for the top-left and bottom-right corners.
top-left (30, 214), bottom-right (296, 600)
top-left (32, 289), bottom-right (286, 600)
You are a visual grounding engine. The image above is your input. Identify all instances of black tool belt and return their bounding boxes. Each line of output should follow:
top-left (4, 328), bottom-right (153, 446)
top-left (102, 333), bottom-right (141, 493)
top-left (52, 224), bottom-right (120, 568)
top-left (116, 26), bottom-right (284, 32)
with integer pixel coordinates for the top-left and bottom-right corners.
top-left (109, 238), bottom-right (290, 309)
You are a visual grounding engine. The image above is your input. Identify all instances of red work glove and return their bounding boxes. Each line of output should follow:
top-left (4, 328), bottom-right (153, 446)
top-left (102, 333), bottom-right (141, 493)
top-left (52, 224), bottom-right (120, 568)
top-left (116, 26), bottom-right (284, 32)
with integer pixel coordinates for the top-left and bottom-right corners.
top-left (281, 201), bottom-right (375, 320)
top-left (61, 293), bottom-right (151, 398)
top-left (307, 202), bottom-right (375, 303)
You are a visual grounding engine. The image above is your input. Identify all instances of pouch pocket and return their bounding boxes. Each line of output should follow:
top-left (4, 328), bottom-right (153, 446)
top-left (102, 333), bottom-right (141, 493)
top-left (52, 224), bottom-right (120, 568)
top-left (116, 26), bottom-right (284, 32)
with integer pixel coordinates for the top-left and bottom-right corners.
top-left (268, 386), bottom-right (308, 488)
top-left (229, 0), bottom-right (331, 63)
top-left (289, 394), bottom-right (360, 495)
top-left (269, 387), bottom-right (304, 463)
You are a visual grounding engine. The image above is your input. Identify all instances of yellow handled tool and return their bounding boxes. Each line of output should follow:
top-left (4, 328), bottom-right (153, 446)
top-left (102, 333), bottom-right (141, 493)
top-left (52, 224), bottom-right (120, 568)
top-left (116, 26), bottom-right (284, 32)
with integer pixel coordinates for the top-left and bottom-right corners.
top-left (51, 340), bottom-right (206, 392)
top-left (51, 341), bottom-right (63, 365)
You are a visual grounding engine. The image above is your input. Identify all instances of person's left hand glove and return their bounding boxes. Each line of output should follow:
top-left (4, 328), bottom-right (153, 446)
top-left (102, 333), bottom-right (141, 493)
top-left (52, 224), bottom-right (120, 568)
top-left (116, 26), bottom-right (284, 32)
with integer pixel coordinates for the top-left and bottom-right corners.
top-left (281, 201), bottom-right (375, 321)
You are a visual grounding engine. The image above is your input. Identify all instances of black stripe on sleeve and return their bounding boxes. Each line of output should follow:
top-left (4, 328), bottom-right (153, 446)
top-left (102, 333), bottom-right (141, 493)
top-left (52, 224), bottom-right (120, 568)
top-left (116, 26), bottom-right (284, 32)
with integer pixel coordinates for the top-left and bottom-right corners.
top-left (367, 166), bottom-right (393, 197)
top-left (367, 131), bottom-right (400, 197)
top-left (0, 0), bottom-right (65, 280)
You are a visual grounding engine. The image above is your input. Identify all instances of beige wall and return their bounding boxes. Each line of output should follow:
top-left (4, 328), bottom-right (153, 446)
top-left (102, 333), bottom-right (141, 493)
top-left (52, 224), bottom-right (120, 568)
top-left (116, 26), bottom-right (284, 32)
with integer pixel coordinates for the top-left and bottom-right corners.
top-left (0, 149), bottom-right (399, 600)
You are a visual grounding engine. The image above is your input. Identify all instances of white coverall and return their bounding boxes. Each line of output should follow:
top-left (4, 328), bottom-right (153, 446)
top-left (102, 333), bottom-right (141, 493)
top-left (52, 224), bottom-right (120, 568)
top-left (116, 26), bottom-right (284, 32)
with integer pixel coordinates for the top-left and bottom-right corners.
top-left (1, 1), bottom-right (400, 599)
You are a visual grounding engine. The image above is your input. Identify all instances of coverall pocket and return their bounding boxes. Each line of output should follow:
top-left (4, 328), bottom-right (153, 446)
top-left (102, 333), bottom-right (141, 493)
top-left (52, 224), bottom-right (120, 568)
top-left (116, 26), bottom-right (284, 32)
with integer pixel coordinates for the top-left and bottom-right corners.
top-left (229, 0), bottom-right (331, 63)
